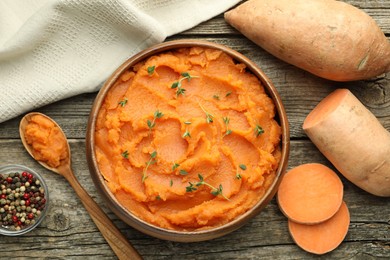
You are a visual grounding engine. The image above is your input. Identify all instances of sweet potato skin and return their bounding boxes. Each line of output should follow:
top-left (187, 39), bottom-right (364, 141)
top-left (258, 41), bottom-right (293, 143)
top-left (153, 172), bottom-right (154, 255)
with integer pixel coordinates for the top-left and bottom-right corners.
top-left (225, 0), bottom-right (390, 81)
top-left (303, 89), bottom-right (390, 197)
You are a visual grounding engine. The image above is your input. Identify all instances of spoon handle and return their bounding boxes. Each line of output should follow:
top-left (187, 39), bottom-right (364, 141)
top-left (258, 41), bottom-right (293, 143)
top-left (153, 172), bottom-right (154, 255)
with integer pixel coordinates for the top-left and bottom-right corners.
top-left (63, 167), bottom-right (142, 260)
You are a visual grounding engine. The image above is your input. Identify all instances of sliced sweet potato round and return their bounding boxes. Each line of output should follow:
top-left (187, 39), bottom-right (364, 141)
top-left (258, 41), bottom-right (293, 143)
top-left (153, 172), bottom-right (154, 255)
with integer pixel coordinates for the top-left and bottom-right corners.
top-left (277, 163), bottom-right (343, 224)
top-left (288, 201), bottom-right (350, 255)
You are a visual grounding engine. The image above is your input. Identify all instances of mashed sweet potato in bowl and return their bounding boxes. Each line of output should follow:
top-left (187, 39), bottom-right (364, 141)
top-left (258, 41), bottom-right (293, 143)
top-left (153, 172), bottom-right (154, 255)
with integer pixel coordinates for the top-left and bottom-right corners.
top-left (86, 40), bottom-right (290, 242)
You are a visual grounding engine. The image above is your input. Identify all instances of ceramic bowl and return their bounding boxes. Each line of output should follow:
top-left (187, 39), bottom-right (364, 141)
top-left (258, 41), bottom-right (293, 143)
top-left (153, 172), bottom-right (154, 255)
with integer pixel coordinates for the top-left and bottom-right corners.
top-left (0, 164), bottom-right (49, 236)
top-left (86, 39), bottom-right (290, 242)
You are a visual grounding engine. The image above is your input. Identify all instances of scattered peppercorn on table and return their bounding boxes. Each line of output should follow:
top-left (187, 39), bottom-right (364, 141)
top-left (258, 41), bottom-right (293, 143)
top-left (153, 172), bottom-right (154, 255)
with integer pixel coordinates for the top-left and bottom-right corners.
top-left (0, 0), bottom-right (389, 258)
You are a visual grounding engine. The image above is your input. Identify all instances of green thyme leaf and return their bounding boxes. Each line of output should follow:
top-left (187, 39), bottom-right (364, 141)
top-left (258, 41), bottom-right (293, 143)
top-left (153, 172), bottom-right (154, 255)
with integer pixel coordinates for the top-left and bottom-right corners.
top-left (186, 182), bottom-right (197, 192)
top-left (171, 81), bottom-right (180, 89)
top-left (172, 163), bottom-right (180, 171)
top-left (236, 165), bottom-right (245, 180)
top-left (176, 87), bottom-right (186, 97)
top-left (154, 110), bottom-right (163, 119)
top-left (121, 150), bottom-right (129, 159)
top-left (147, 119), bottom-right (154, 129)
top-left (179, 169), bottom-right (188, 175)
top-left (210, 184), bottom-right (223, 196)
top-left (181, 72), bottom-right (191, 78)
top-left (147, 66), bottom-right (155, 75)
top-left (118, 98), bottom-right (128, 107)
top-left (255, 124), bottom-right (264, 137)
top-left (182, 131), bottom-right (191, 138)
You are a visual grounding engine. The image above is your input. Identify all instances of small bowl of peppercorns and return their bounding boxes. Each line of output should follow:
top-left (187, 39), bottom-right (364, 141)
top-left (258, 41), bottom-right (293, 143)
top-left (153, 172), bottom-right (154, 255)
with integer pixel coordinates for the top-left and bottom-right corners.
top-left (0, 164), bottom-right (49, 236)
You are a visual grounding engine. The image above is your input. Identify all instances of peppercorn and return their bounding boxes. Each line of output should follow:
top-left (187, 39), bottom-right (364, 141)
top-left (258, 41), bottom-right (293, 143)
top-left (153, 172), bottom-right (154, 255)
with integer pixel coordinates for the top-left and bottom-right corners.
top-left (0, 171), bottom-right (46, 231)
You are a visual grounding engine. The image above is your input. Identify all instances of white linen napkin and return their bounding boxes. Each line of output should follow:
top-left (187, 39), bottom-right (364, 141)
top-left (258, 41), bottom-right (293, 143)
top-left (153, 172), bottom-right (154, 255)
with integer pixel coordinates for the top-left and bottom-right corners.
top-left (0, 0), bottom-right (240, 123)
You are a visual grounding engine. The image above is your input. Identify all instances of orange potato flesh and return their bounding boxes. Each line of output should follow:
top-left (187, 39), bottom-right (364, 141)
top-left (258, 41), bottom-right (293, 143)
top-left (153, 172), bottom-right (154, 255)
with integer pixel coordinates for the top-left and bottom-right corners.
top-left (24, 114), bottom-right (68, 168)
top-left (304, 89), bottom-right (390, 197)
top-left (277, 163), bottom-right (343, 224)
top-left (288, 201), bottom-right (350, 255)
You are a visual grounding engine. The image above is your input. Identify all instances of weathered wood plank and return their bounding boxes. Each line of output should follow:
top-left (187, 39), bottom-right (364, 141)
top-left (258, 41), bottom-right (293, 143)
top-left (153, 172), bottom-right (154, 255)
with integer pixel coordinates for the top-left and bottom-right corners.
top-left (0, 139), bottom-right (388, 259)
top-left (0, 1), bottom-right (389, 258)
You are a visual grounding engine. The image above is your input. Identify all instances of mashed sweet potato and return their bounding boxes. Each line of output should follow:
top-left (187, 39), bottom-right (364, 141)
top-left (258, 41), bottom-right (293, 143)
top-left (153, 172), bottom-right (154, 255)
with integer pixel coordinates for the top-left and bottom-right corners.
top-left (95, 47), bottom-right (281, 231)
top-left (25, 114), bottom-right (68, 168)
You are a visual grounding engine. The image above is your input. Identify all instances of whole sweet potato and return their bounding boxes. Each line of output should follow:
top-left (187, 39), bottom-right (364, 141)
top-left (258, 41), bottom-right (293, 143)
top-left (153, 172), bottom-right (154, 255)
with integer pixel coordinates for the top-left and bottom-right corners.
top-left (225, 0), bottom-right (390, 81)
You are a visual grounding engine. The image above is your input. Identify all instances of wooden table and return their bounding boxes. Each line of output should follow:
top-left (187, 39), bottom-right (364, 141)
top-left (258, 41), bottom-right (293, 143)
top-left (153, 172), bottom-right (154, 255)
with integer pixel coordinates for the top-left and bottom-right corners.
top-left (1, 1), bottom-right (389, 259)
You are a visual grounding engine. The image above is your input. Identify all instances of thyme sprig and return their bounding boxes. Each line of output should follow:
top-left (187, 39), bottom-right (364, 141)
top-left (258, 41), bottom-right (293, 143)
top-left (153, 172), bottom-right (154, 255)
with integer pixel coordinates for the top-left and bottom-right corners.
top-left (171, 72), bottom-right (199, 98)
top-left (236, 164), bottom-right (246, 180)
top-left (223, 117), bottom-right (232, 136)
top-left (121, 150), bottom-right (129, 159)
top-left (186, 174), bottom-right (229, 200)
top-left (118, 98), bottom-right (128, 107)
top-left (255, 124), bottom-right (264, 137)
top-left (182, 121), bottom-right (191, 138)
top-left (147, 110), bottom-right (163, 134)
top-left (142, 151), bottom-right (157, 183)
top-left (198, 103), bottom-right (214, 123)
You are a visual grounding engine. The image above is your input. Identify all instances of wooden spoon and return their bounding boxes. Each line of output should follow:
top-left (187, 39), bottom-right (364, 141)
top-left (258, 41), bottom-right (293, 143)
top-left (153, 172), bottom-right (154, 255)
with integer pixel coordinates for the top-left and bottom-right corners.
top-left (19, 112), bottom-right (142, 260)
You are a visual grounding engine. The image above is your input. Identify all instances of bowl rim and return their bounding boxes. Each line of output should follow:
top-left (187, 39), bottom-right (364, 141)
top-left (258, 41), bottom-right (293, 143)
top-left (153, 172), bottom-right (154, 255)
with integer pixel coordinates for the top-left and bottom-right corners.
top-left (86, 39), bottom-right (290, 242)
top-left (0, 164), bottom-right (49, 236)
